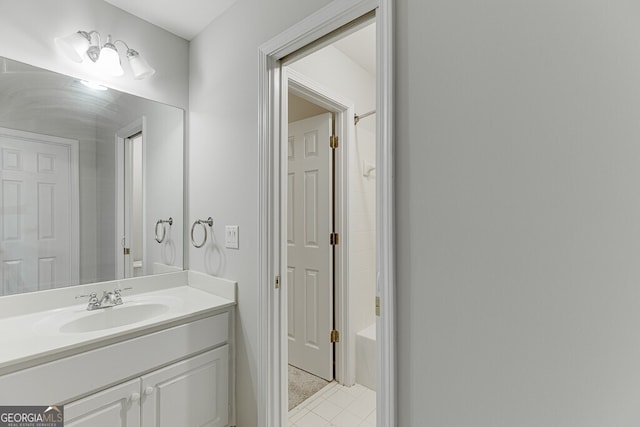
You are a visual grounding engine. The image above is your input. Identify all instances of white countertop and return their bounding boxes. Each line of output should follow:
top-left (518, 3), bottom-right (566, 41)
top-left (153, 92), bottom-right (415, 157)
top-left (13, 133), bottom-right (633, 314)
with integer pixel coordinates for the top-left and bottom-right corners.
top-left (0, 271), bottom-right (236, 376)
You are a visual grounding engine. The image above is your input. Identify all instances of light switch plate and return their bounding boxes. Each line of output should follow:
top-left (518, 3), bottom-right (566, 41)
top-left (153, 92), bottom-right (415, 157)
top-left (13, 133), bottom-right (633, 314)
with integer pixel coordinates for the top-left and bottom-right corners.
top-left (225, 225), bottom-right (239, 249)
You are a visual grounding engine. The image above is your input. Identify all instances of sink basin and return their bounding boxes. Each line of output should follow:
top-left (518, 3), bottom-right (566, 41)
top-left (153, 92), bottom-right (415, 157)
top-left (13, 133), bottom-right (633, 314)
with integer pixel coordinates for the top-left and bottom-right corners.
top-left (59, 303), bottom-right (170, 333)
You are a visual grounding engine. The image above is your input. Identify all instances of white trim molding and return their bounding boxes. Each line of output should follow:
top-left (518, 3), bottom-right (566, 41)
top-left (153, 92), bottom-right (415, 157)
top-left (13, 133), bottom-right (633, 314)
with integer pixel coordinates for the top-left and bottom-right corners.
top-left (375, 0), bottom-right (396, 425)
top-left (258, 0), bottom-right (395, 426)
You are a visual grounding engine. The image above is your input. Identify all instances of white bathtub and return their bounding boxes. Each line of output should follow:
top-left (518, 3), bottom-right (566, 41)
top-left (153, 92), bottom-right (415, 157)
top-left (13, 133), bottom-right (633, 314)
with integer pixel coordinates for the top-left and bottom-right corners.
top-left (356, 323), bottom-right (376, 391)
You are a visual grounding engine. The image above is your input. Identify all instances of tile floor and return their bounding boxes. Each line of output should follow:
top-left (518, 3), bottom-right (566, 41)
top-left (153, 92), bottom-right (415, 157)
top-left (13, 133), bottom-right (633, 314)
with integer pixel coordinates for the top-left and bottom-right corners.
top-left (288, 382), bottom-right (376, 427)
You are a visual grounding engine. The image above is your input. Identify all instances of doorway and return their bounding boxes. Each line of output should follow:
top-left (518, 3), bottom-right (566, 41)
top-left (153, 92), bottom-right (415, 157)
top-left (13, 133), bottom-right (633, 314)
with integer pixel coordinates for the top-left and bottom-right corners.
top-left (116, 119), bottom-right (145, 279)
top-left (123, 132), bottom-right (144, 278)
top-left (285, 21), bottom-right (378, 423)
top-left (258, 0), bottom-right (394, 425)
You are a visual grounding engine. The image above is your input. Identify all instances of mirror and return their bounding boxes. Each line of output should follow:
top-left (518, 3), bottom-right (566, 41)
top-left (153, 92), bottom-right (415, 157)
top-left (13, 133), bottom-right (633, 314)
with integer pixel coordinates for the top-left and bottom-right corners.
top-left (0, 57), bottom-right (184, 296)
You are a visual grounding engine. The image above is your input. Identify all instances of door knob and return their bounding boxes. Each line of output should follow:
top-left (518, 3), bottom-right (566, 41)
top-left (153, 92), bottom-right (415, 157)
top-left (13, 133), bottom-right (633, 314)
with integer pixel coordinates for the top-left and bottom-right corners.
top-left (130, 392), bottom-right (140, 402)
top-left (144, 386), bottom-right (154, 396)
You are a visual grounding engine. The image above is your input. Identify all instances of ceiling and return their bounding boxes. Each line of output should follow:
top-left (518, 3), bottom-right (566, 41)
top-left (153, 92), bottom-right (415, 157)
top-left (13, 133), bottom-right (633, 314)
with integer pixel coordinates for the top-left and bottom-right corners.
top-left (104, 0), bottom-right (237, 40)
top-left (102, 0), bottom-right (375, 75)
top-left (288, 93), bottom-right (329, 123)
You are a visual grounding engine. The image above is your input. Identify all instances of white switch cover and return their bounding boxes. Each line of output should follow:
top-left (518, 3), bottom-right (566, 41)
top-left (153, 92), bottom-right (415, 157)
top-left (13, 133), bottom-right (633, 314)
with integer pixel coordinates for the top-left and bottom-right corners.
top-left (225, 225), bottom-right (239, 249)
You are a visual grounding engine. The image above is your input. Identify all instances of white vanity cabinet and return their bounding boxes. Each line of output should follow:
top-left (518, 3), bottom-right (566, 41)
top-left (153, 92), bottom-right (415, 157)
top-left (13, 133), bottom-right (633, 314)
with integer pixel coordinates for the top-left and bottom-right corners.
top-left (0, 306), bottom-right (235, 427)
top-left (0, 273), bottom-right (237, 426)
top-left (66, 346), bottom-right (229, 427)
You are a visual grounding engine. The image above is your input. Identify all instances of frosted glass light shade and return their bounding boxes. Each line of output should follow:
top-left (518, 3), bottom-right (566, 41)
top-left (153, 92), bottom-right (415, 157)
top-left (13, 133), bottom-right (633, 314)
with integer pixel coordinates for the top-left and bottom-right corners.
top-left (128, 51), bottom-right (155, 80)
top-left (55, 31), bottom-right (90, 63)
top-left (96, 44), bottom-right (124, 77)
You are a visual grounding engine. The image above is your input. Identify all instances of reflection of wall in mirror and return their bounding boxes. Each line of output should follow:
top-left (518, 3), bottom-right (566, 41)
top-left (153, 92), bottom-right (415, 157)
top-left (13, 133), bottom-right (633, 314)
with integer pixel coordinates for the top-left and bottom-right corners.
top-left (143, 103), bottom-right (184, 276)
top-left (97, 99), bottom-right (184, 282)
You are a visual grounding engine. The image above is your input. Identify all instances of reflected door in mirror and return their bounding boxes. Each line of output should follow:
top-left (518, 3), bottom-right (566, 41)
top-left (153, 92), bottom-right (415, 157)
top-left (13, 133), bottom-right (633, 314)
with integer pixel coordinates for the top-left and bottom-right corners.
top-left (0, 127), bottom-right (79, 295)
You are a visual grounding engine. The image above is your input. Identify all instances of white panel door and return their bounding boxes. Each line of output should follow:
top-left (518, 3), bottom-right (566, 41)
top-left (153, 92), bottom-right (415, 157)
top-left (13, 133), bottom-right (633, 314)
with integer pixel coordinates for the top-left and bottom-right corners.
top-left (0, 128), bottom-right (78, 295)
top-left (141, 346), bottom-right (229, 427)
top-left (287, 113), bottom-right (333, 380)
top-left (65, 379), bottom-right (141, 427)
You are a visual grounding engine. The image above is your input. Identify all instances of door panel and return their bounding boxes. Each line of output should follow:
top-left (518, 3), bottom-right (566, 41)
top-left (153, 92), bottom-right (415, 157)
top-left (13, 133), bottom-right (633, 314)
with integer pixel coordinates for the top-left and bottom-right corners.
top-left (0, 129), bottom-right (77, 295)
top-left (65, 379), bottom-right (140, 427)
top-left (141, 346), bottom-right (229, 427)
top-left (287, 113), bottom-right (333, 381)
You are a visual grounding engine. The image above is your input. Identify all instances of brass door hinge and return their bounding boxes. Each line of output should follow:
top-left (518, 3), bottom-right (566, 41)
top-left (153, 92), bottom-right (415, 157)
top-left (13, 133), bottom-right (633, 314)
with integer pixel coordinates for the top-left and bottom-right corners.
top-left (330, 329), bottom-right (340, 343)
top-left (375, 296), bottom-right (381, 317)
top-left (275, 275), bottom-right (280, 289)
top-left (330, 232), bottom-right (339, 246)
top-left (330, 135), bottom-right (339, 149)
top-left (123, 247), bottom-right (130, 255)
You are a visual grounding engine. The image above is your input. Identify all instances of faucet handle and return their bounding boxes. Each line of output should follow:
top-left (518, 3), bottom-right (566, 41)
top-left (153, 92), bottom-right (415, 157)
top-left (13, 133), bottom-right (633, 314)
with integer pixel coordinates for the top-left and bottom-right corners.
top-left (113, 287), bottom-right (133, 305)
top-left (76, 292), bottom-right (100, 310)
top-left (76, 292), bottom-right (98, 302)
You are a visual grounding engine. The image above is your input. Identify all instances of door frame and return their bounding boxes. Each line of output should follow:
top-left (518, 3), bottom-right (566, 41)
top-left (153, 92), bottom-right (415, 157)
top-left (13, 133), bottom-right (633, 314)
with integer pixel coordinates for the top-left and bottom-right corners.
top-left (258, 0), bottom-right (395, 425)
top-left (115, 118), bottom-right (147, 279)
top-left (286, 68), bottom-right (355, 385)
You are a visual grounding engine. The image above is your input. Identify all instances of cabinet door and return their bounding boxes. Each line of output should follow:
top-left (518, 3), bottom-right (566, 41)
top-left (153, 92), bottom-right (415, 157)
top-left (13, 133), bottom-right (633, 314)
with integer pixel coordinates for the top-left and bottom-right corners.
top-left (65, 378), bottom-right (141, 427)
top-left (141, 346), bottom-right (229, 427)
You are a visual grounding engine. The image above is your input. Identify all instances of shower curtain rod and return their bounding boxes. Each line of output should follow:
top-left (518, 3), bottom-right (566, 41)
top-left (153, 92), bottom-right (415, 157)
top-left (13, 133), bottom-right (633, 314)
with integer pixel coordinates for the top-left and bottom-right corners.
top-left (354, 110), bottom-right (376, 125)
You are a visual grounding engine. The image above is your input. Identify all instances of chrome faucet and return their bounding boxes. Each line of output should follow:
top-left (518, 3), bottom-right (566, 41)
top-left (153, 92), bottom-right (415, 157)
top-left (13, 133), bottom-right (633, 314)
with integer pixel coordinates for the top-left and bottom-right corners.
top-left (76, 287), bottom-right (132, 310)
top-left (98, 290), bottom-right (120, 308)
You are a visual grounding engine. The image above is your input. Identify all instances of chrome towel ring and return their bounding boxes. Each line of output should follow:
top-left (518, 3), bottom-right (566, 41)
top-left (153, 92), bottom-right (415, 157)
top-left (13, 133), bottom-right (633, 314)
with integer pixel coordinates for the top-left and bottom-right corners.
top-left (191, 217), bottom-right (213, 248)
top-left (155, 217), bottom-right (173, 243)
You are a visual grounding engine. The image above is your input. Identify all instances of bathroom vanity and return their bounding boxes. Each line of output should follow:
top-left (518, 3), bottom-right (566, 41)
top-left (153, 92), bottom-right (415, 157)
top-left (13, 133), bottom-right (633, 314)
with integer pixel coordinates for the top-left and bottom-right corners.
top-left (0, 271), bottom-right (236, 427)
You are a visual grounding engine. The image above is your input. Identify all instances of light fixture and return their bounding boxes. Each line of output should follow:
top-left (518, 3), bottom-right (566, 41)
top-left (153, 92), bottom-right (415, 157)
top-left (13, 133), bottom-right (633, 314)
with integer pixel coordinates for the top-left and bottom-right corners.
top-left (55, 30), bottom-right (155, 80)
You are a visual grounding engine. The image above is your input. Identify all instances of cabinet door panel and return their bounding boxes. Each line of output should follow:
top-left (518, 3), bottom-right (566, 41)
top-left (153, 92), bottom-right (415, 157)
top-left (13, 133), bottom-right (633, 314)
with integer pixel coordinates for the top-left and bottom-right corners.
top-left (65, 379), bottom-right (140, 427)
top-left (141, 346), bottom-right (229, 427)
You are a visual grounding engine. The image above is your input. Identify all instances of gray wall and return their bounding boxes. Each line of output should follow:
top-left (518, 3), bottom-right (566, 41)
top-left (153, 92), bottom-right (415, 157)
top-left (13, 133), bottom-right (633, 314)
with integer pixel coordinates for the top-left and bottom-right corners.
top-left (397, 0), bottom-right (640, 425)
top-left (188, 1), bottom-right (331, 425)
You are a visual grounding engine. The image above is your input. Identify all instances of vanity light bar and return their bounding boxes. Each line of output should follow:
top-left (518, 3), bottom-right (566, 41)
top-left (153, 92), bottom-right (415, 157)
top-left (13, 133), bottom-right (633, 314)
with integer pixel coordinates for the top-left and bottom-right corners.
top-left (55, 30), bottom-right (155, 80)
